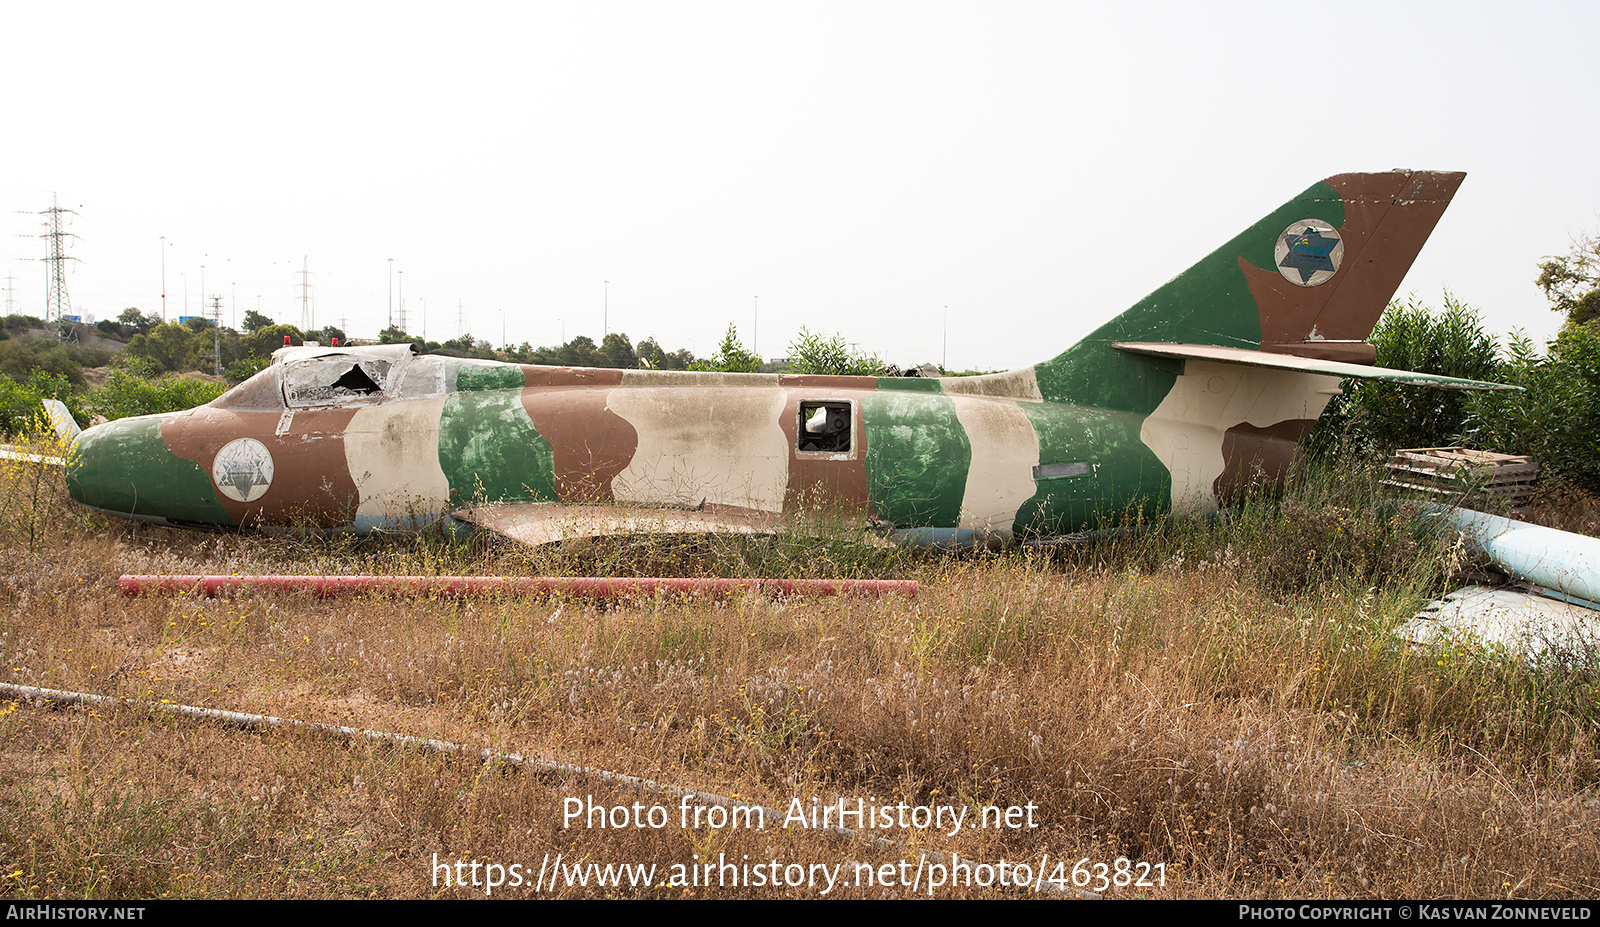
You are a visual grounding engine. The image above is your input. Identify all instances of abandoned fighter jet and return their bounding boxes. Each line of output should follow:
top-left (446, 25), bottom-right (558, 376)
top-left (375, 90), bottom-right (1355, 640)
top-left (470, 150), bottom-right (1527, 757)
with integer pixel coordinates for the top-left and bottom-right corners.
top-left (64, 170), bottom-right (1515, 548)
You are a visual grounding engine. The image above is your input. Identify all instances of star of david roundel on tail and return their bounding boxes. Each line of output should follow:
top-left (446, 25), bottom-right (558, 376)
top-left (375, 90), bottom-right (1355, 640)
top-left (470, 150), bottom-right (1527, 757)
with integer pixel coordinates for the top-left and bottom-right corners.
top-left (1275, 219), bottom-right (1344, 287)
top-left (211, 437), bottom-right (275, 503)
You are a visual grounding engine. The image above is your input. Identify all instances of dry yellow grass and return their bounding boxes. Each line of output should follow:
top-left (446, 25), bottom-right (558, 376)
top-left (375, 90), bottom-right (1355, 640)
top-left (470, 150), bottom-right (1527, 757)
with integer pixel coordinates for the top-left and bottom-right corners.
top-left (2, 449), bottom-right (1598, 899)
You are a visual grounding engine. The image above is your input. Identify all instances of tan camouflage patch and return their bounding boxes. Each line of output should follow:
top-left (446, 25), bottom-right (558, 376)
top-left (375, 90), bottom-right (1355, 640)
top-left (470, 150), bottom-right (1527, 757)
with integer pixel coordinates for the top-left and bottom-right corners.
top-left (607, 383), bottom-right (791, 513)
top-left (1140, 360), bottom-right (1337, 512)
top-left (940, 367), bottom-right (1044, 402)
top-left (949, 395), bottom-right (1039, 535)
top-left (345, 397), bottom-right (452, 527)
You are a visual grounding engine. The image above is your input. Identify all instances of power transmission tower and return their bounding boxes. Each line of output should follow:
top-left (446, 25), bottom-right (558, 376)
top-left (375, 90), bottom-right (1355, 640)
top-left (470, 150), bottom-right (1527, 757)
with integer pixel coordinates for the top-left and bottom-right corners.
top-left (38, 193), bottom-right (79, 342)
top-left (207, 295), bottom-right (224, 376)
top-left (297, 256), bottom-right (314, 330)
top-left (3, 272), bottom-right (17, 315)
top-left (456, 299), bottom-right (464, 338)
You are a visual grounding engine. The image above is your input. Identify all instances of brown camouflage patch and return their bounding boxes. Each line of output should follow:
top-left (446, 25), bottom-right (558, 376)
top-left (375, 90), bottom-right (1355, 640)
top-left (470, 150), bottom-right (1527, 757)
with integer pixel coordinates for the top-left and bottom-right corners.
top-left (162, 405), bottom-right (361, 527)
top-left (1212, 418), bottom-right (1318, 506)
top-left (776, 387), bottom-right (873, 517)
top-left (1245, 171), bottom-right (1465, 351)
top-left (519, 368), bottom-right (638, 503)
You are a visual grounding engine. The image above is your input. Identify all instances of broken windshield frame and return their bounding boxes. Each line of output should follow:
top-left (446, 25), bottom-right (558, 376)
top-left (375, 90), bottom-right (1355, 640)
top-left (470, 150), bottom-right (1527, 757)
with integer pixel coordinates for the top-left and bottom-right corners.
top-left (282, 355), bottom-right (395, 407)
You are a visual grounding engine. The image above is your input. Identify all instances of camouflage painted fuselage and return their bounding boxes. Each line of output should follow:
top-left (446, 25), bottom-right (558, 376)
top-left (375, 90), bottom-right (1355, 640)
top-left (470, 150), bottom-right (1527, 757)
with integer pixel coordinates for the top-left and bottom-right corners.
top-left (68, 357), bottom-right (1190, 543)
top-left (65, 171), bottom-right (1473, 543)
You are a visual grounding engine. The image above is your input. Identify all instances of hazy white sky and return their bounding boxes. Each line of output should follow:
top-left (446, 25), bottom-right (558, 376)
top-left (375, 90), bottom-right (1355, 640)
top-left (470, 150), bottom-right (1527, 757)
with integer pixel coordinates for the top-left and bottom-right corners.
top-left (4, 1), bottom-right (1596, 371)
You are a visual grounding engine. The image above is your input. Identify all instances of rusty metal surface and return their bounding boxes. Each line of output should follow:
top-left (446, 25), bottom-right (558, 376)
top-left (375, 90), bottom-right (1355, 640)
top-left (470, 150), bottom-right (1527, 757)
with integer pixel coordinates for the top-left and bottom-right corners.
top-left (117, 573), bottom-right (918, 599)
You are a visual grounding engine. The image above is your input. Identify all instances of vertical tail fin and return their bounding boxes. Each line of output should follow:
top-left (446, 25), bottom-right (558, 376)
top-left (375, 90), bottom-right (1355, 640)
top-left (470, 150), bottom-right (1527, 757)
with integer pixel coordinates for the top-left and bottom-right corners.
top-left (1251, 171), bottom-right (1466, 359)
top-left (1035, 170), bottom-right (1466, 409)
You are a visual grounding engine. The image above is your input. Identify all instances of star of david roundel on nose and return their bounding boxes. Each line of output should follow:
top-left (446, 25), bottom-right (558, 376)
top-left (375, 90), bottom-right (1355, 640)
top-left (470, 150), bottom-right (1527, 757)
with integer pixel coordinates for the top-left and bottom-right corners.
top-left (211, 437), bottom-right (275, 503)
top-left (1275, 219), bottom-right (1344, 287)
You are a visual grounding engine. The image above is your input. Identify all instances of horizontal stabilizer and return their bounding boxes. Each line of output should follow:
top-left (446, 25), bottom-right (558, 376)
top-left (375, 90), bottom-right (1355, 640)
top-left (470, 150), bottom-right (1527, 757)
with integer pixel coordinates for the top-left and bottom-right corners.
top-left (455, 502), bottom-right (780, 548)
top-left (1113, 342), bottom-right (1518, 391)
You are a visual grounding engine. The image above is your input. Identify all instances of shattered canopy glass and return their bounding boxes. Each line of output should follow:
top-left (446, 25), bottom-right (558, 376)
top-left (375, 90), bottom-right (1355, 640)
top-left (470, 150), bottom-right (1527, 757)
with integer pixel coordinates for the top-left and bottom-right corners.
top-left (282, 355), bottom-right (395, 407)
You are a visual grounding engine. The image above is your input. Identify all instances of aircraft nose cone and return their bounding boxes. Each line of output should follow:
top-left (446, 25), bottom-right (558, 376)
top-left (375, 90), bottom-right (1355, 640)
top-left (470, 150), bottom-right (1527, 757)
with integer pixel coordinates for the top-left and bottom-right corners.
top-left (67, 415), bottom-right (232, 525)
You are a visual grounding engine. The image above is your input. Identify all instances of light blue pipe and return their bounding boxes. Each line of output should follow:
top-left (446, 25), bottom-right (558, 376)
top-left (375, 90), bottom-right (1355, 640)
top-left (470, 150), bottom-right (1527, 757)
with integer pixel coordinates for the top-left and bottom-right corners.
top-left (1431, 506), bottom-right (1600, 607)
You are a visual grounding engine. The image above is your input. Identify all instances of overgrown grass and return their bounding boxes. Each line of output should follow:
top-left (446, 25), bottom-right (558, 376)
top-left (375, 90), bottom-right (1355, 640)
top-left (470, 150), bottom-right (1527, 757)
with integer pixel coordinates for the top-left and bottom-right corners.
top-left (2, 456), bottom-right (1598, 898)
top-left (0, 423), bottom-right (101, 553)
top-left (1080, 458), bottom-right (1465, 598)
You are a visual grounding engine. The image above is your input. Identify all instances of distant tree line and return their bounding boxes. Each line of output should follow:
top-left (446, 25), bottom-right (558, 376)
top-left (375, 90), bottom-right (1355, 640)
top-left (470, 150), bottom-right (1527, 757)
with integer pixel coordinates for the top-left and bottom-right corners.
top-left (0, 304), bottom-right (952, 435)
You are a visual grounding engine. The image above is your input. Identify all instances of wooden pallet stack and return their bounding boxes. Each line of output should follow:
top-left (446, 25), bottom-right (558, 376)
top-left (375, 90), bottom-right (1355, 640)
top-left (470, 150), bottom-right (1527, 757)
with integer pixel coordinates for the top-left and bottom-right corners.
top-left (1382, 447), bottom-right (1540, 512)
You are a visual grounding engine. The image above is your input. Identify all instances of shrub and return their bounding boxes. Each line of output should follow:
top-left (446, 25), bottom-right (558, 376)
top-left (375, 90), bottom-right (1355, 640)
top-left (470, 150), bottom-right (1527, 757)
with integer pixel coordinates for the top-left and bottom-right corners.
top-left (1308, 296), bottom-right (1500, 456)
top-left (226, 356), bottom-right (271, 383)
top-left (84, 369), bottom-right (227, 421)
top-left (0, 371), bottom-right (86, 436)
top-left (1466, 327), bottom-right (1600, 494)
top-left (0, 338), bottom-right (86, 386)
top-left (786, 327), bottom-right (885, 376)
top-left (692, 324), bottom-right (762, 373)
top-left (1537, 232), bottom-right (1600, 332)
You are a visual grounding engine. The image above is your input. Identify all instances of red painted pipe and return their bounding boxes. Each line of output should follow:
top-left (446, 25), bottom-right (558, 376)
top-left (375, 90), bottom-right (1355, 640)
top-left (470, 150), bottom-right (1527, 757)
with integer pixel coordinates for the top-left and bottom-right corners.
top-left (118, 574), bottom-right (917, 599)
